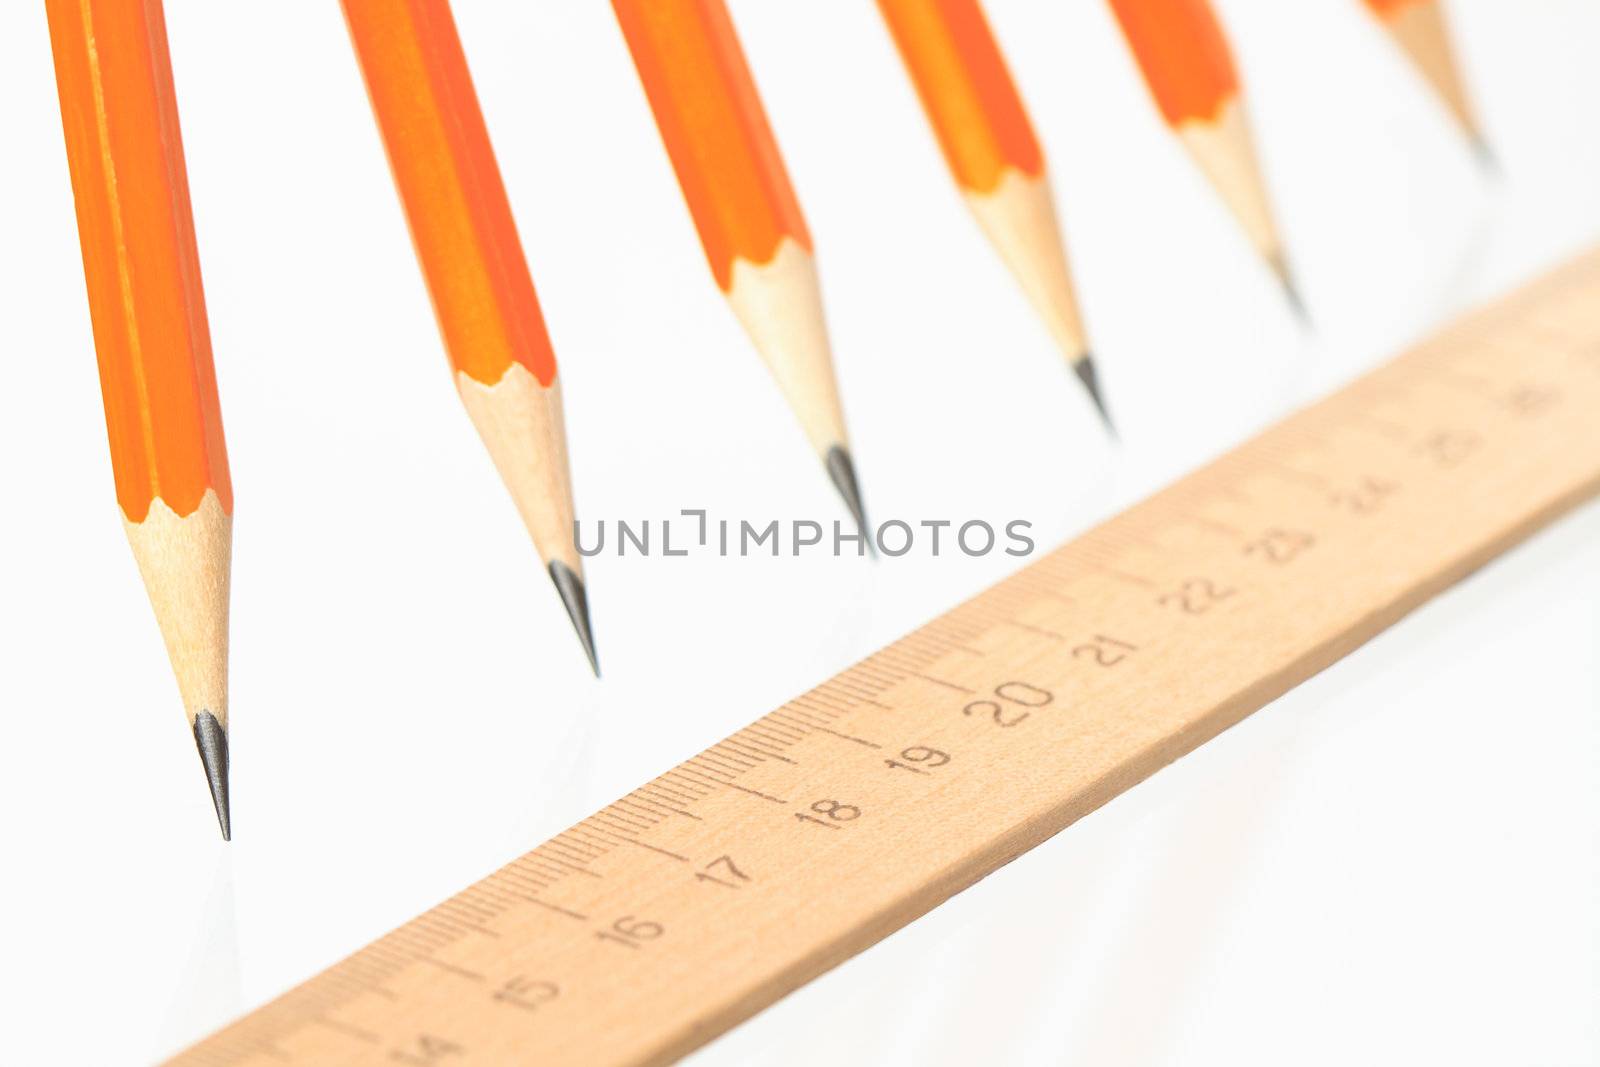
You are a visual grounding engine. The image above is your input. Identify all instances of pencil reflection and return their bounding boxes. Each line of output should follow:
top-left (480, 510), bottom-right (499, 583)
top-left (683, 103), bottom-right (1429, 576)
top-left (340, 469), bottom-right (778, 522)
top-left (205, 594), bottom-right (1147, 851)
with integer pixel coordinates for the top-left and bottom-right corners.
top-left (155, 848), bottom-right (241, 1061)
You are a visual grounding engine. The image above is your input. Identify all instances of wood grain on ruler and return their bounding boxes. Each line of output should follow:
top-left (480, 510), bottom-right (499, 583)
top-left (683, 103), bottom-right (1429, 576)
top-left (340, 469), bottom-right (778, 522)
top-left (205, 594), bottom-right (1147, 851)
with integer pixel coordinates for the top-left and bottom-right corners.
top-left (173, 249), bottom-right (1600, 1066)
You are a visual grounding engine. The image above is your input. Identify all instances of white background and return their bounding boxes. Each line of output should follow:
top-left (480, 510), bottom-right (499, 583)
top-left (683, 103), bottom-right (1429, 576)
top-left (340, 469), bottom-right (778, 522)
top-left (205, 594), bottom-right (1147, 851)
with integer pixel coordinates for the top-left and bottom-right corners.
top-left (1, 1), bottom-right (1596, 1064)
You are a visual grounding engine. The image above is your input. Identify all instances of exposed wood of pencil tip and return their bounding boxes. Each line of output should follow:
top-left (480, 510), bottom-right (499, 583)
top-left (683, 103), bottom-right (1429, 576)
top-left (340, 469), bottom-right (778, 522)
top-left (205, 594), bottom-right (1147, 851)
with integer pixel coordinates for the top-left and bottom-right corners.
top-left (456, 366), bottom-right (597, 672)
top-left (725, 241), bottom-right (850, 462)
top-left (1373, 0), bottom-right (1487, 151)
top-left (455, 366), bottom-right (581, 574)
top-left (123, 492), bottom-right (233, 732)
top-left (965, 170), bottom-right (1091, 364)
top-left (1175, 99), bottom-right (1286, 272)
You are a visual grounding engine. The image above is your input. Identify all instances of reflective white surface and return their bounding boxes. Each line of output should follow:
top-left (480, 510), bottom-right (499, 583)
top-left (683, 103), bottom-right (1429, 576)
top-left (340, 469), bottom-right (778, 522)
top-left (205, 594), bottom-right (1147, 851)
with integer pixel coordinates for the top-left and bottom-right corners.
top-left (0, 1), bottom-right (1595, 1064)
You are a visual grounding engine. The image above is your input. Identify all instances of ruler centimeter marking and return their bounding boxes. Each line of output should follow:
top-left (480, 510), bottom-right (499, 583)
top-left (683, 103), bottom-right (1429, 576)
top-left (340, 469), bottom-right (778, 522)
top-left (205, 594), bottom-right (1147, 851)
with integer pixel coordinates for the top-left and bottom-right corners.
top-left (174, 250), bottom-right (1600, 1066)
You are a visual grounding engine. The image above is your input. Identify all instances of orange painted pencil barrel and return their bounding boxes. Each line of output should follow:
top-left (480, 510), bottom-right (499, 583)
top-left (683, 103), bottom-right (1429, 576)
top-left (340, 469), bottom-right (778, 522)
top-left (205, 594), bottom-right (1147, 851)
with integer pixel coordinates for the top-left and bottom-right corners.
top-left (341, 0), bottom-right (597, 671)
top-left (878, 0), bottom-right (1042, 194)
top-left (342, 0), bottom-right (555, 389)
top-left (1360, 0), bottom-right (1485, 147)
top-left (1106, 0), bottom-right (1237, 127)
top-left (613, 0), bottom-right (866, 531)
top-left (46, 0), bottom-right (235, 837)
top-left (612, 0), bottom-right (810, 290)
top-left (48, 0), bottom-right (231, 522)
top-left (877, 0), bottom-right (1106, 420)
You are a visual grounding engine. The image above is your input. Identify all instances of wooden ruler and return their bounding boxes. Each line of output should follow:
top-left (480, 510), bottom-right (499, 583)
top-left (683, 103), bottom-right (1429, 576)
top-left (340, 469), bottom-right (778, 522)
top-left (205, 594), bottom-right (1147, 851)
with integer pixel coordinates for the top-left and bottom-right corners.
top-left (174, 249), bottom-right (1600, 1066)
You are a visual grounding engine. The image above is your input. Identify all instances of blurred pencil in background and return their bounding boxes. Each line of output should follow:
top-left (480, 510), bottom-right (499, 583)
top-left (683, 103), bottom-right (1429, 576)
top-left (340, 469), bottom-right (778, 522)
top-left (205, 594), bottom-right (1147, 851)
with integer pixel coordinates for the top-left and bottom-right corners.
top-left (613, 0), bottom-right (869, 536)
top-left (46, 0), bottom-right (235, 838)
top-left (879, 0), bottom-right (1112, 431)
top-left (342, 0), bottom-right (597, 673)
top-left (1106, 0), bottom-right (1304, 317)
top-left (1361, 0), bottom-right (1490, 162)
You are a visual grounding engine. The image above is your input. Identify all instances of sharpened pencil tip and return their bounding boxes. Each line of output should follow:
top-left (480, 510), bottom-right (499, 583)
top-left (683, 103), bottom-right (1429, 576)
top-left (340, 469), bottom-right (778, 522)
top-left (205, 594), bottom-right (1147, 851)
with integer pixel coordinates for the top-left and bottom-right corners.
top-left (1269, 253), bottom-right (1311, 327)
top-left (824, 446), bottom-right (873, 557)
top-left (549, 562), bottom-right (599, 676)
top-left (1073, 354), bottom-right (1116, 439)
top-left (192, 711), bottom-right (231, 841)
top-left (1470, 133), bottom-right (1500, 175)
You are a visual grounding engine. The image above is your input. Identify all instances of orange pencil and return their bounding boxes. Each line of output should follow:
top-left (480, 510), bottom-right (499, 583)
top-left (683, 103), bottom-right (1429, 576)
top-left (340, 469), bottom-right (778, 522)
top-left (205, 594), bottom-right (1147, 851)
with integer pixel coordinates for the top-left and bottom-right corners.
top-left (1106, 0), bottom-right (1303, 315)
top-left (878, 0), bottom-right (1111, 429)
top-left (1362, 0), bottom-right (1489, 160)
top-left (47, 0), bottom-right (235, 838)
top-left (342, 0), bottom-right (596, 672)
top-left (613, 0), bottom-right (868, 534)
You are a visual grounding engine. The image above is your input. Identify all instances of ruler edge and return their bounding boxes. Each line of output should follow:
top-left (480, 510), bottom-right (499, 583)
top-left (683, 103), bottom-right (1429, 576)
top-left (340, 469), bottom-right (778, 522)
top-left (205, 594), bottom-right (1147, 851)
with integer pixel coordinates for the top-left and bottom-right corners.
top-left (175, 249), bottom-right (1600, 1065)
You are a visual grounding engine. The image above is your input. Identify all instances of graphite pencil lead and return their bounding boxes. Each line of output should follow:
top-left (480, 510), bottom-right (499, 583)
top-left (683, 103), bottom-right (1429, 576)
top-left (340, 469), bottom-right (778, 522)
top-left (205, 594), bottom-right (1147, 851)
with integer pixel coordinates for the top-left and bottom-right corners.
top-left (825, 446), bottom-right (873, 555)
top-left (549, 562), bottom-right (599, 676)
top-left (1270, 254), bottom-right (1310, 327)
top-left (191, 711), bottom-right (231, 841)
top-left (1471, 133), bottom-right (1500, 175)
top-left (1073, 354), bottom-right (1116, 438)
